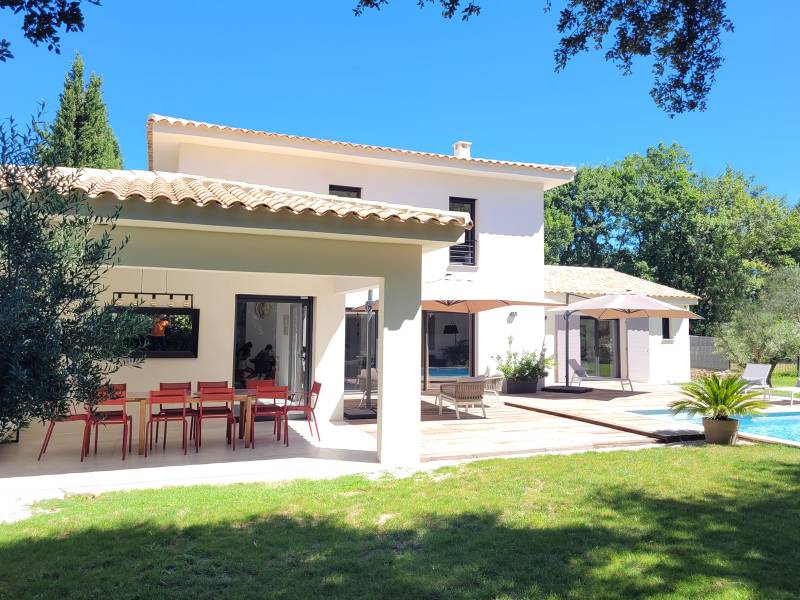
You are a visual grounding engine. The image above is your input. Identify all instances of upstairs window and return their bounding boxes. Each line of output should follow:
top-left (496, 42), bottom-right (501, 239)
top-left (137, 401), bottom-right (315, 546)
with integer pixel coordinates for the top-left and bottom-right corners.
top-left (329, 185), bottom-right (361, 199)
top-left (449, 197), bottom-right (476, 265)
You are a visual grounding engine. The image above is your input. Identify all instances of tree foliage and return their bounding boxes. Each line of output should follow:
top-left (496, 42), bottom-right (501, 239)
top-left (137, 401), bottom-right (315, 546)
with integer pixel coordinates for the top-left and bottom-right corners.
top-left (715, 267), bottom-right (800, 377)
top-left (0, 0), bottom-right (99, 62)
top-left (0, 115), bottom-right (145, 436)
top-left (41, 53), bottom-right (123, 169)
top-left (354, 0), bottom-right (733, 114)
top-left (545, 143), bottom-right (800, 333)
top-left (552, 0), bottom-right (732, 114)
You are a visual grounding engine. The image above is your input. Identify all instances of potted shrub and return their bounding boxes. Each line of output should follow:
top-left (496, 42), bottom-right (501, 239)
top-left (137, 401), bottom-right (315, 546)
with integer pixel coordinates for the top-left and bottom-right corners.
top-left (493, 339), bottom-right (553, 394)
top-left (669, 374), bottom-right (769, 445)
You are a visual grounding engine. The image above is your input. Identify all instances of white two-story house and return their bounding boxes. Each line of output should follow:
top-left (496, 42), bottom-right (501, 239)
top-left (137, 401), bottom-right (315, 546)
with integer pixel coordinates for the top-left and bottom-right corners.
top-left (94, 114), bottom-right (695, 463)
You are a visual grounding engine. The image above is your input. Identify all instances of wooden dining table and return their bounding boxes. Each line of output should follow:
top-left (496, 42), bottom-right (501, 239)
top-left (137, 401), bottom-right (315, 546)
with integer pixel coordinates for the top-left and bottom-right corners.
top-left (124, 390), bottom-right (257, 455)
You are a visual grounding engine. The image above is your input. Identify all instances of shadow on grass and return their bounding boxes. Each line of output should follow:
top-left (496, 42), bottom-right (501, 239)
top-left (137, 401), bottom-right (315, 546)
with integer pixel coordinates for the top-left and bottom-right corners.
top-left (1, 459), bottom-right (800, 598)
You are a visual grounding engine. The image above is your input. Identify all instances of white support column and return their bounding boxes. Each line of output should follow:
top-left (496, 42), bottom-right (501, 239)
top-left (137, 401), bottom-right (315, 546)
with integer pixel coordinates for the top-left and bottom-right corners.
top-left (313, 292), bottom-right (346, 423)
top-left (376, 253), bottom-right (422, 465)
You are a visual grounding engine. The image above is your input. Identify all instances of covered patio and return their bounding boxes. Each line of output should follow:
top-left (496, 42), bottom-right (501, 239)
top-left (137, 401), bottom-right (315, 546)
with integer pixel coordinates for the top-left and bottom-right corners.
top-left (1, 168), bottom-right (472, 474)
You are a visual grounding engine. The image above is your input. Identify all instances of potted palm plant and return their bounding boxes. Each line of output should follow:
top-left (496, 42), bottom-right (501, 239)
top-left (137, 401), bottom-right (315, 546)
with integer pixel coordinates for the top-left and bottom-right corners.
top-left (669, 374), bottom-right (769, 445)
top-left (493, 339), bottom-right (553, 394)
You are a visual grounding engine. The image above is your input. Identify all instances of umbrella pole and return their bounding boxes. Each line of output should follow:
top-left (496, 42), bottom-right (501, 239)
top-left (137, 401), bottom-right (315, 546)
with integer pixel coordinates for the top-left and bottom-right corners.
top-left (564, 293), bottom-right (572, 385)
top-left (366, 290), bottom-right (374, 410)
top-left (423, 313), bottom-right (431, 392)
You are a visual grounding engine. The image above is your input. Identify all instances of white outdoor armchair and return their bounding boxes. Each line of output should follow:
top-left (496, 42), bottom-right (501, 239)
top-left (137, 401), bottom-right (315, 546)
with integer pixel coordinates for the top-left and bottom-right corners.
top-left (438, 379), bottom-right (487, 419)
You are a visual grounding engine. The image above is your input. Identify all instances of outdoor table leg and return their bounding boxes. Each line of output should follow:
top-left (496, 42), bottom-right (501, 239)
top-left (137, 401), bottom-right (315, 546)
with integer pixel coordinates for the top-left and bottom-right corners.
top-left (138, 399), bottom-right (147, 455)
top-left (243, 398), bottom-right (253, 448)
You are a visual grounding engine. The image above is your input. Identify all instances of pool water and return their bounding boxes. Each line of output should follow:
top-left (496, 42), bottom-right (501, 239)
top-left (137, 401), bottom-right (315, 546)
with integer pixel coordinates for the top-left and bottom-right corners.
top-left (632, 409), bottom-right (800, 443)
top-left (428, 367), bottom-right (470, 378)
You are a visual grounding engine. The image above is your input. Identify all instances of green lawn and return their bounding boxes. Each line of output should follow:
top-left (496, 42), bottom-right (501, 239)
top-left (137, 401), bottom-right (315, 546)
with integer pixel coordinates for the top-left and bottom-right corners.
top-left (2, 445), bottom-right (800, 599)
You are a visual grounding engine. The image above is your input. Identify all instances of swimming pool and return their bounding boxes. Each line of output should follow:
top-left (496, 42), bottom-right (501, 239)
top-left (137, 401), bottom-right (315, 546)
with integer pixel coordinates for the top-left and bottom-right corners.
top-left (428, 367), bottom-right (470, 378)
top-left (632, 409), bottom-right (800, 443)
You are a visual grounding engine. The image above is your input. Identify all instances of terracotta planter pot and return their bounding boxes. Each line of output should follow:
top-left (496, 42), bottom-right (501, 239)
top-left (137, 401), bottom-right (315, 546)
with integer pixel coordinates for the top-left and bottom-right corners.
top-left (702, 417), bottom-right (739, 445)
top-left (503, 378), bottom-right (539, 395)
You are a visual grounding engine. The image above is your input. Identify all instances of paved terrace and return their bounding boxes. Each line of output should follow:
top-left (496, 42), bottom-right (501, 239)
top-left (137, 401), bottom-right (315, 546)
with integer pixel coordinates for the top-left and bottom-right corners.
top-left (2, 383), bottom-right (700, 521)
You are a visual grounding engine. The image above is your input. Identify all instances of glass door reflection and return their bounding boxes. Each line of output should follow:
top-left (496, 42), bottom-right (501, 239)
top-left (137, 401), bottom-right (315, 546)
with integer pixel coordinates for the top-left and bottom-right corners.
top-left (234, 296), bottom-right (312, 396)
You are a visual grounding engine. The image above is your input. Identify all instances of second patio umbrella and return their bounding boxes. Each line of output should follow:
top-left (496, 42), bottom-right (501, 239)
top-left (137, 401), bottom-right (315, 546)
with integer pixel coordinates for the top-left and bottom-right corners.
top-left (548, 293), bottom-right (702, 390)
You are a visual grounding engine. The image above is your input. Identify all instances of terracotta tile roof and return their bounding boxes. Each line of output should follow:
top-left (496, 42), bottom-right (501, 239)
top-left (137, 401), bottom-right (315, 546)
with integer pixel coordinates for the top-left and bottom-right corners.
top-left (59, 167), bottom-right (473, 229)
top-left (543, 265), bottom-right (699, 302)
top-left (147, 114), bottom-right (577, 175)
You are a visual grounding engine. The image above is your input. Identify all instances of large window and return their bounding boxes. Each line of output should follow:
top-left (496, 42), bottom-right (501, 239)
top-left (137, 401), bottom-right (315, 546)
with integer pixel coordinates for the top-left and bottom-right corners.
top-left (329, 185), bottom-right (362, 198)
top-left (424, 312), bottom-right (473, 384)
top-left (233, 296), bottom-right (312, 395)
top-left (449, 197), bottom-right (476, 265)
top-left (579, 317), bottom-right (620, 378)
top-left (116, 306), bottom-right (200, 359)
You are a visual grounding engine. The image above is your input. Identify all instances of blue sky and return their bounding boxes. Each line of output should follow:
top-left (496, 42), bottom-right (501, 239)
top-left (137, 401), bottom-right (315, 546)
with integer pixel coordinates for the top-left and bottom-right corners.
top-left (1, 1), bottom-right (798, 202)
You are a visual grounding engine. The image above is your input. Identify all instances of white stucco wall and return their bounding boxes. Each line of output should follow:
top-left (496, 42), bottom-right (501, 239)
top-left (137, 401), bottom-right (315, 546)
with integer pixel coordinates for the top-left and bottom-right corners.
top-left (106, 225), bottom-right (425, 464)
top-left (647, 317), bottom-right (691, 384)
top-left (174, 142), bottom-right (546, 292)
top-left (104, 268), bottom-right (348, 424)
top-left (172, 142), bottom-right (549, 382)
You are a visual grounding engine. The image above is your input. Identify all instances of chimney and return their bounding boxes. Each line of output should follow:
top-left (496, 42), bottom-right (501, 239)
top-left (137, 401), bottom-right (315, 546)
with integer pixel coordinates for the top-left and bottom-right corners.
top-left (453, 140), bottom-right (472, 159)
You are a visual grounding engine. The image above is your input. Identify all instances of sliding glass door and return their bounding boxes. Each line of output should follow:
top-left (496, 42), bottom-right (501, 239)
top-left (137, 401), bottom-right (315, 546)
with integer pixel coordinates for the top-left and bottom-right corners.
top-left (424, 312), bottom-right (474, 384)
top-left (344, 311), bottom-right (378, 393)
top-left (233, 295), bottom-right (312, 395)
top-left (579, 317), bottom-right (620, 378)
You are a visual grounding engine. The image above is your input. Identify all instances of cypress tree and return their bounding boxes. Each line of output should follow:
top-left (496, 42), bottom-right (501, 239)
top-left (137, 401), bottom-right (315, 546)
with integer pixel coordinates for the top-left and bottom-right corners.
top-left (47, 53), bottom-right (123, 169)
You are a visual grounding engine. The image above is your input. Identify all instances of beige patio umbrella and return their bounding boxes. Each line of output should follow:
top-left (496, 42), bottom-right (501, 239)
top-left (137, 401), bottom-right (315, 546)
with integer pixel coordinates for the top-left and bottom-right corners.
top-left (548, 293), bottom-right (702, 390)
top-left (354, 274), bottom-right (564, 314)
top-left (351, 275), bottom-right (564, 392)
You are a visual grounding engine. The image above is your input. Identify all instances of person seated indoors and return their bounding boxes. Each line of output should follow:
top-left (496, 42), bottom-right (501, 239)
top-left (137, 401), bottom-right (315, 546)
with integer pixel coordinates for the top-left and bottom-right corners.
top-left (250, 344), bottom-right (276, 379)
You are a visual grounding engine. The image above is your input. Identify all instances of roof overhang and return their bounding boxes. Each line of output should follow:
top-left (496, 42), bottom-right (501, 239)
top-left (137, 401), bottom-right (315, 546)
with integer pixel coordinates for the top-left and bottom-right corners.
top-left (60, 167), bottom-right (469, 250)
top-left (148, 116), bottom-right (576, 190)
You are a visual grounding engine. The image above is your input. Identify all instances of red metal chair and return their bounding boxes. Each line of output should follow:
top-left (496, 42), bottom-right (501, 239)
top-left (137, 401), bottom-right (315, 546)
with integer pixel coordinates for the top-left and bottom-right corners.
top-left (198, 381), bottom-right (228, 390)
top-left (156, 382), bottom-right (194, 442)
top-left (90, 384), bottom-right (132, 460)
top-left (195, 388), bottom-right (237, 451)
top-left (251, 385), bottom-right (289, 448)
top-left (284, 381), bottom-right (322, 442)
top-left (240, 380), bottom-right (273, 439)
top-left (37, 407), bottom-right (92, 462)
top-left (146, 390), bottom-right (195, 456)
top-left (245, 379), bottom-right (274, 389)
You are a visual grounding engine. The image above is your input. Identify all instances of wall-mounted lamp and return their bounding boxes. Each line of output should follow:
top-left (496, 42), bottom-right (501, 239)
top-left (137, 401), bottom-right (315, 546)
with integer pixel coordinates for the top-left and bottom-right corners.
top-left (507, 311), bottom-right (518, 324)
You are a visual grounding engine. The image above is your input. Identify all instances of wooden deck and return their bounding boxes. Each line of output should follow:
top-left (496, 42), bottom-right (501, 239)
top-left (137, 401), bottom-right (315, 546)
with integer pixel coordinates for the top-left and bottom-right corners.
top-left (503, 385), bottom-right (705, 442)
top-left (347, 395), bottom-right (660, 461)
top-left (504, 399), bottom-right (704, 442)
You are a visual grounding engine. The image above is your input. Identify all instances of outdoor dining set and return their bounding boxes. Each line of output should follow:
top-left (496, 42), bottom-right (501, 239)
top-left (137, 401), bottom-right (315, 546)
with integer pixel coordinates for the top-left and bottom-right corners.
top-left (37, 379), bottom-right (322, 462)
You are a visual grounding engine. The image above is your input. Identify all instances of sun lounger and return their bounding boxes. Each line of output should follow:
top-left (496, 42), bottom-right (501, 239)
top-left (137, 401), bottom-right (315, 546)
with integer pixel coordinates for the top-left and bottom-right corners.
top-left (741, 363), bottom-right (772, 399)
top-left (569, 359), bottom-right (633, 391)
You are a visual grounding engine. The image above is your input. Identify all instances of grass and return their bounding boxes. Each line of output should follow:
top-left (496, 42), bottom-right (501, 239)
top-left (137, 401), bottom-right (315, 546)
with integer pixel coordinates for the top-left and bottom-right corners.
top-left (771, 363), bottom-right (798, 388)
top-left (2, 445), bottom-right (800, 599)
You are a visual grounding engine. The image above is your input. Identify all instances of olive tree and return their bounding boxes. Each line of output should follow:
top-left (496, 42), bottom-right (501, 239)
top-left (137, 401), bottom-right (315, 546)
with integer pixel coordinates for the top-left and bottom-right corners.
top-left (0, 116), bottom-right (146, 438)
top-left (715, 267), bottom-right (800, 383)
